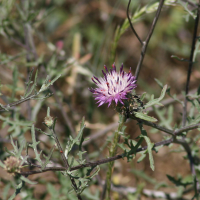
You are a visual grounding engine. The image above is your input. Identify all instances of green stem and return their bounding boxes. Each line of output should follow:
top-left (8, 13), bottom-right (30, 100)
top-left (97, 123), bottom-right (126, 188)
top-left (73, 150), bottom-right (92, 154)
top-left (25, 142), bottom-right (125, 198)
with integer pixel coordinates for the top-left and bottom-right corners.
top-left (106, 114), bottom-right (126, 200)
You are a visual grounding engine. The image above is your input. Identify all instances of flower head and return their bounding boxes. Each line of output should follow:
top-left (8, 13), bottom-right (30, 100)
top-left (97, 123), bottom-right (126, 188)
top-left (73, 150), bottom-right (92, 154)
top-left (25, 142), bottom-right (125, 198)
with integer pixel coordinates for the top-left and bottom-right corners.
top-left (89, 63), bottom-right (137, 107)
top-left (4, 156), bottom-right (22, 176)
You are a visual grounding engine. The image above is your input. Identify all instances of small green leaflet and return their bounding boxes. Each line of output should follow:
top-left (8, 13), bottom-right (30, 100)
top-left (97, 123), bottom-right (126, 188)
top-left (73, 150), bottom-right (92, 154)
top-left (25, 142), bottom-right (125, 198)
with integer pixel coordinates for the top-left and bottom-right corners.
top-left (145, 85), bottom-right (167, 108)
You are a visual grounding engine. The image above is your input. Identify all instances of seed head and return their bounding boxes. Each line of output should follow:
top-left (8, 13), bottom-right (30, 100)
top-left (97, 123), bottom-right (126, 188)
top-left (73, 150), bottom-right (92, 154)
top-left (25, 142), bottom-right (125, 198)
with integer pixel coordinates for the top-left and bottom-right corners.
top-left (4, 156), bottom-right (22, 176)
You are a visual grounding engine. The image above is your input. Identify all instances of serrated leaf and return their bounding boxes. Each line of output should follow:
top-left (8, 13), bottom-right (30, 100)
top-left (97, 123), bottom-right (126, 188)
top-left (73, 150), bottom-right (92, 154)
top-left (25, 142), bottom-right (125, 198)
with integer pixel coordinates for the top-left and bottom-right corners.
top-left (134, 112), bottom-right (157, 122)
top-left (145, 85), bottom-right (167, 108)
top-left (138, 124), bottom-right (154, 171)
top-left (166, 174), bottom-right (193, 187)
top-left (143, 136), bottom-right (154, 171)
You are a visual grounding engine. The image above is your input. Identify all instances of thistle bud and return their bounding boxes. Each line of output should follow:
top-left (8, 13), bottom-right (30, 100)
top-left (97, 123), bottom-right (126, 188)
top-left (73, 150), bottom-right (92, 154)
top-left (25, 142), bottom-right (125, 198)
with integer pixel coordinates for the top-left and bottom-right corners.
top-left (44, 116), bottom-right (54, 128)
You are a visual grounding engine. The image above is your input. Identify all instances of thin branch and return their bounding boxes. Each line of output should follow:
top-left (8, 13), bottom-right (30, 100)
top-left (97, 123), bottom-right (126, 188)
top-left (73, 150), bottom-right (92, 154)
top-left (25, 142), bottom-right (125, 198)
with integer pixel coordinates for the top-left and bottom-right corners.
top-left (0, 94), bottom-right (37, 112)
top-left (51, 129), bottom-right (69, 168)
top-left (141, 119), bottom-right (174, 136)
top-left (180, 0), bottom-right (199, 10)
top-left (19, 138), bottom-right (173, 176)
top-left (135, 0), bottom-right (165, 79)
top-left (19, 121), bottom-right (200, 176)
top-left (83, 88), bottom-right (197, 146)
top-left (127, 0), bottom-right (143, 45)
top-left (180, 7), bottom-right (200, 193)
top-left (174, 123), bottom-right (200, 135)
top-left (10, 37), bottom-right (28, 49)
top-left (51, 128), bottom-right (82, 200)
top-left (143, 121), bottom-right (200, 136)
top-left (182, 8), bottom-right (199, 126)
top-left (174, 135), bottom-right (200, 192)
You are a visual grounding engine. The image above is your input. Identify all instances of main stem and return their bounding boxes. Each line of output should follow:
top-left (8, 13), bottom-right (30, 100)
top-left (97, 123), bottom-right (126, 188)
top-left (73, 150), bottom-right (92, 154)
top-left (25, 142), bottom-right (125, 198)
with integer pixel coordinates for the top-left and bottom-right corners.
top-left (105, 114), bottom-right (126, 200)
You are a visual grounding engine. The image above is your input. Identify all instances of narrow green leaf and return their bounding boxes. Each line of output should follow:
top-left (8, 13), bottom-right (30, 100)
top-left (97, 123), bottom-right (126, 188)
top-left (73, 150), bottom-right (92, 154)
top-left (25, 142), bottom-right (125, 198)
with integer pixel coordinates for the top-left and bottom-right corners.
top-left (140, 92), bottom-right (146, 101)
top-left (4, 147), bottom-right (15, 156)
top-left (10, 136), bottom-right (18, 154)
top-left (47, 183), bottom-right (59, 198)
top-left (30, 125), bottom-right (42, 164)
top-left (134, 112), bottom-right (157, 122)
top-left (31, 100), bottom-right (43, 121)
top-left (154, 78), bottom-right (163, 87)
top-left (16, 140), bottom-right (25, 158)
top-left (137, 152), bottom-right (146, 163)
top-left (145, 85), bottom-right (167, 108)
top-left (39, 74), bottom-right (61, 93)
top-left (131, 169), bottom-right (157, 184)
top-left (77, 117), bottom-right (86, 150)
top-left (20, 175), bottom-right (37, 185)
top-left (41, 145), bottom-right (55, 170)
top-left (35, 127), bottom-right (52, 137)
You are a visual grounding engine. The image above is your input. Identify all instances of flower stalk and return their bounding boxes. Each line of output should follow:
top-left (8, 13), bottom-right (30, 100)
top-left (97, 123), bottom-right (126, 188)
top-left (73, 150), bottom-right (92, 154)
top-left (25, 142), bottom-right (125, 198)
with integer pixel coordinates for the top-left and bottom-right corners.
top-left (106, 114), bottom-right (126, 200)
top-left (89, 64), bottom-right (135, 199)
top-left (43, 108), bottom-right (82, 200)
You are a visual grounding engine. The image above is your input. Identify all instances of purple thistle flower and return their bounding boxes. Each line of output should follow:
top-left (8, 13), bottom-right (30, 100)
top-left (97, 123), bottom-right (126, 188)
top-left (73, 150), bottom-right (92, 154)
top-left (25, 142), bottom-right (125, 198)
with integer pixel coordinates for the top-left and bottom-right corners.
top-left (89, 63), bottom-right (137, 107)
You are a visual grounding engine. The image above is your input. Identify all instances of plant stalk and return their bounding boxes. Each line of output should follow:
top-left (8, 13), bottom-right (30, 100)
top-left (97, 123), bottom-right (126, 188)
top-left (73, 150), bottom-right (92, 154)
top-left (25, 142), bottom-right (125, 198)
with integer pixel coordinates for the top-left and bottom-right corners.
top-left (105, 114), bottom-right (126, 200)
